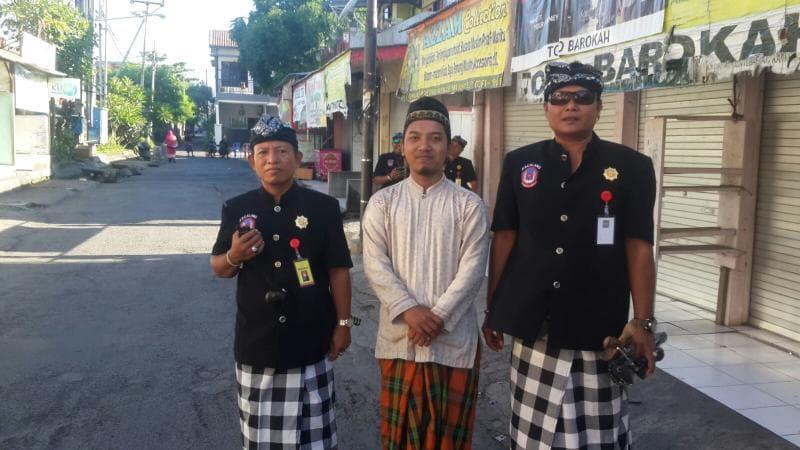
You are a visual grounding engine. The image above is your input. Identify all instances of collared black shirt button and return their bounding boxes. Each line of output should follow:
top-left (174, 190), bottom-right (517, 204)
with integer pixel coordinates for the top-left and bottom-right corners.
top-left (561, 154), bottom-right (568, 162)
top-left (274, 205), bottom-right (282, 213)
top-left (553, 281), bottom-right (561, 289)
top-left (560, 181), bottom-right (566, 189)
top-left (560, 214), bottom-right (568, 222)
top-left (555, 247), bottom-right (564, 255)
top-left (272, 234), bottom-right (280, 241)
top-left (274, 261), bottom-right (282, 268)
top-left (278, 315), bottom-right (287, 323)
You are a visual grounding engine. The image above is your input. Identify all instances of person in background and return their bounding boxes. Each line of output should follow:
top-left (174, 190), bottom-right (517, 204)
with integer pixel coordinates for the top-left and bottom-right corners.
top-left (164, 129), bottom-right (178, 164)
top-left (444, 135), bottom-right (478, 192)
top-left (372, 132), bottom-right (407, 188)
top-left (219, 135), bottom-right (231, 159)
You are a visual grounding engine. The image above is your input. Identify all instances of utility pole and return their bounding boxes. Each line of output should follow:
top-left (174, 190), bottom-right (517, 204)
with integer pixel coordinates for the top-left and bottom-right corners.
top-left (130, 0), bottom-right (164, 87)
top-left (359, 0), bottom-right (377, 219)
top-left (148, 47), bottom-right (167, 138)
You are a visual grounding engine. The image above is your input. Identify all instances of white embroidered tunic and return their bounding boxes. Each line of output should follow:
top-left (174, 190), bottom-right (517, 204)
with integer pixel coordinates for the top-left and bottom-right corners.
top-left (362, 176), bottom-right (489, 369)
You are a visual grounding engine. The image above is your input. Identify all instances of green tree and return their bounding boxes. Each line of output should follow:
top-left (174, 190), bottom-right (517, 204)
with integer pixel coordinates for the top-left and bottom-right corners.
top-left (0, 0), bottom-right (93, 81)
top-left (230, 0), bottom-right (344, 92)
top-left (107, 75), bottom-right (146, 147)
top-left (114, 62), bottom-right (194, 141)
top-left (186, 83), bottom-right (213, 129)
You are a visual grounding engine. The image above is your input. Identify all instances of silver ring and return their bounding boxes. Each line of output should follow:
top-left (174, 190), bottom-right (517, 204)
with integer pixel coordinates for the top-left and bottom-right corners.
top-left (251, 246), bottom-right (258, 253)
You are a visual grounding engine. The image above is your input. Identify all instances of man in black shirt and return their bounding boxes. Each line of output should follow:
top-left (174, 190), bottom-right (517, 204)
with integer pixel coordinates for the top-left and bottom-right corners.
top-left (210, 114), bottom-right (353, 449)
top-left (444, 135), bottom-right (478, 191)
top-left (482, 61), bottom-right (657, 449)
top-left (373, 132), bottom-right (407, 188)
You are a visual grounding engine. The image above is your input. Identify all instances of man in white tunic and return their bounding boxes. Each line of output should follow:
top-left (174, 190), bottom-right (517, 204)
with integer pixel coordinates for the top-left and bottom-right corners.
top-left (362, 96), bottom-right (489, 449)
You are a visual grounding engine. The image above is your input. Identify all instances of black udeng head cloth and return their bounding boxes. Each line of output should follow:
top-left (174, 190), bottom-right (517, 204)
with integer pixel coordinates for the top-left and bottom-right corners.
top-left (543, 61), bottom-right (604, 102)
top-left (249, 114), bottom-right (299, 150)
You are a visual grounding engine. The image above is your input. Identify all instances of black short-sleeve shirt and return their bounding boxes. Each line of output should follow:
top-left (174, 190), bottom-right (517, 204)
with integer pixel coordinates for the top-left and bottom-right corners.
top-left (374, 152), bottom-right (405, 187)
top-left (212, 183), bottom-right (353, 369)
top-left (444, 156), bottom-right (477, 190)
top-left (487, 134), bottom-right (656, 350)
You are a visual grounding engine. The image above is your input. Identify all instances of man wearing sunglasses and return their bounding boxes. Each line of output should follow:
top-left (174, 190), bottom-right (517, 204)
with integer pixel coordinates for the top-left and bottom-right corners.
top-left (373, 132), bottom-right (408, 188)
top-left (482, 61), bottom-right (657, 449)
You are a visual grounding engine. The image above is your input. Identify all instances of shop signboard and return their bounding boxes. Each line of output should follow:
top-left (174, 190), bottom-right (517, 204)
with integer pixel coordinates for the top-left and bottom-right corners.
top-left (399, 0), bottom-right (516, 100)
top-left (306, 72), bottom-right (327, 128)
top-left (292, 83), bottom-right (306, 125)
top-left (48, 78), bottom-right (81, 100)
top-left (512, 0), bottom-right (666, 73)
top-left (516, 2), bottom-right (800, 102)
top-left (325, 51), bottom-right (351, 117)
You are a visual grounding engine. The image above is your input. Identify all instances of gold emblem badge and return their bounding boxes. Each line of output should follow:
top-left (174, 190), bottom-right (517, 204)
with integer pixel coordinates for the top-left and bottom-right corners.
top-left (603, 167), bottom-right (619, 182)
top-left (295, 215), bottom-right (309, 229)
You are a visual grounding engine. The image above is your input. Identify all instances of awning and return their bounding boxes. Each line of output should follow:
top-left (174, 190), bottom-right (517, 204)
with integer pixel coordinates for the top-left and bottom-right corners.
top-left (350, 45), bottom-right (407, 66)
top-left (0, 48), bottom-right (66, 77)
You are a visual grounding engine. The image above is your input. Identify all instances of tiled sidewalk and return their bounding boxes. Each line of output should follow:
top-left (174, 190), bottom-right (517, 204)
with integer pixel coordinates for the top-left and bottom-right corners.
top-left (656, 296), bottom-right (800, 446)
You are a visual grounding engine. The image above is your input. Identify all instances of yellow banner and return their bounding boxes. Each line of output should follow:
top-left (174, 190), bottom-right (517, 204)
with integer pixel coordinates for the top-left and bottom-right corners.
top-left (400, 0), bottom-right (515, 100)
top-left (666, 0), bottom-right (800, 28)
top-left (324, 50), bottom-right (351, 116)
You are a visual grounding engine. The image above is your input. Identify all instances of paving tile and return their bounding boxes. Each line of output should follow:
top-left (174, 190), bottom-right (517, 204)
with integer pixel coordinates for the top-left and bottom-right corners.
top-left (662, 366), bottom-right (742, 388)
top-left (658, 322), bottom-right (691, 336)
top-left (684, 348), bottom-right (753, 366)
top-left (657, 309), bottom-right (703, 322)
top-left (696, 332), bottom-right (763, 348)
top-left (698, 385), bottom-right (784, 410)
top-left (672, 319), bottom-right (733, 334)
top-left (784, 434), bottom-right (800, 446)
top-left (655, 302), bottom-right (682, 312)
top-left (665, 334), bottom-right (719, 350)
top-left (719, 364), bottom-right (794, 384)
top-left (755, 381), bottom-right (800, 405)
top-left (730, 345), bottom-right (798, 363)
top-left (767, 362), bottom-right (800, 381)
top-left (658, 349), bottom-right (706, 369)
top-left (737, 405), bottom-right (800, 436)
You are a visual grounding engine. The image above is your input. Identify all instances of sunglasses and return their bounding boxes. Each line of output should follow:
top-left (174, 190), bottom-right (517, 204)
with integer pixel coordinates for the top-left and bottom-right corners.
top-left (548, 90), bottom-right (597, 106)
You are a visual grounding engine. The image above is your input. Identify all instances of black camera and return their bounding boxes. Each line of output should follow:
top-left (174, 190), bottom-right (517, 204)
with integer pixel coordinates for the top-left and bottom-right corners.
top-left (607, 331), bottom-right (667, 386)
top-left (264, 289), bottom-right (288, 304)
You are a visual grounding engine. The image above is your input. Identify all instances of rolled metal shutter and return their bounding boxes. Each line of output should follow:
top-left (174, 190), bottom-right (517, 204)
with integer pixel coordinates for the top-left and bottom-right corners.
top-left (750, 72), bottom-right (800, 342)
top-left (637, 81), bottom-right (734, 312)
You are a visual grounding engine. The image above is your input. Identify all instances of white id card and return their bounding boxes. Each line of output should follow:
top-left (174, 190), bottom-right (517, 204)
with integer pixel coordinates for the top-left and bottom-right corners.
top-left (596, 216), bottom-right (615, 245)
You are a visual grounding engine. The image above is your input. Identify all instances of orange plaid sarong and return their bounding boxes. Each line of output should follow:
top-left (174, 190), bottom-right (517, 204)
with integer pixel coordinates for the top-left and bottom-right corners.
top-left (378, 349), bottom-right (480, 450)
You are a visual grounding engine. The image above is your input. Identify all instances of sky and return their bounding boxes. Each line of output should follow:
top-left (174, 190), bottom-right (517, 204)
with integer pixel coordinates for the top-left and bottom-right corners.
top-left (102, 0), bottom-right (254, 84)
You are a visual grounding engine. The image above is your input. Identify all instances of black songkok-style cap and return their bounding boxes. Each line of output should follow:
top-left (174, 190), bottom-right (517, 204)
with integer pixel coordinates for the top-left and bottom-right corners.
top-left (452, 135), bottom-right (467, 147)
top-left (249, 114), bottom-right (298, 150)
top-left (543, 61), bottom-right (604, 101)
top-left (404, 96), bottom-right (451, 142)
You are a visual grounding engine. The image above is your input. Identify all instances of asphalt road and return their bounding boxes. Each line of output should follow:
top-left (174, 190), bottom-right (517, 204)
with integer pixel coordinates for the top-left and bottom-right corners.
top-left (0, 154), bottom-right (795, 449)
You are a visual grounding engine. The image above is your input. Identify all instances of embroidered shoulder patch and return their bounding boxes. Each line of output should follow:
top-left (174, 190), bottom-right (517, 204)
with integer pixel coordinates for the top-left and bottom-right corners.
top-left (521, 163), bottom-right (542, 188)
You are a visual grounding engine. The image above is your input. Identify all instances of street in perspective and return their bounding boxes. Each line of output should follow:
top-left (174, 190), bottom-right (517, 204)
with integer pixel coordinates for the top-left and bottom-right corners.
top-left (2, 0), bottom-right (800, 449)
top-left (0, 155), bottom-right (796, 449)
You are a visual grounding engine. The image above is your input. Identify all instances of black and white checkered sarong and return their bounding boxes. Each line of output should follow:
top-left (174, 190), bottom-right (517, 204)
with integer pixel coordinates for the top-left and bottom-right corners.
top-left (510, 338), bottom-right (629, 450)
top-left (236, 358), bottom-right (336, 449)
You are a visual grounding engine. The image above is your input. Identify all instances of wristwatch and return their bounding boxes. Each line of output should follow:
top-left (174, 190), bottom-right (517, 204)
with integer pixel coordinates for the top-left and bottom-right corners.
top-left (633, 317), bottom-right (658, 333)
top-left (337, 318), bottom-right (353, 328)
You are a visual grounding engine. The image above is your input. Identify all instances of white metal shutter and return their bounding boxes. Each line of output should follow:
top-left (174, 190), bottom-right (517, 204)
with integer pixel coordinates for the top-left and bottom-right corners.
top-left (750, 72), bottom-right (800, 342)
top-left (503, 86), bottom-right (617, 154)
top-left (637, 81), bottom-right (734, 312)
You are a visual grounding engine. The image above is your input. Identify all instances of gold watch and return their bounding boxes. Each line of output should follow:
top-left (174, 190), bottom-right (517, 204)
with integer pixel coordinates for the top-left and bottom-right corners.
top-left (337, 318), bottom-right (353, 328)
